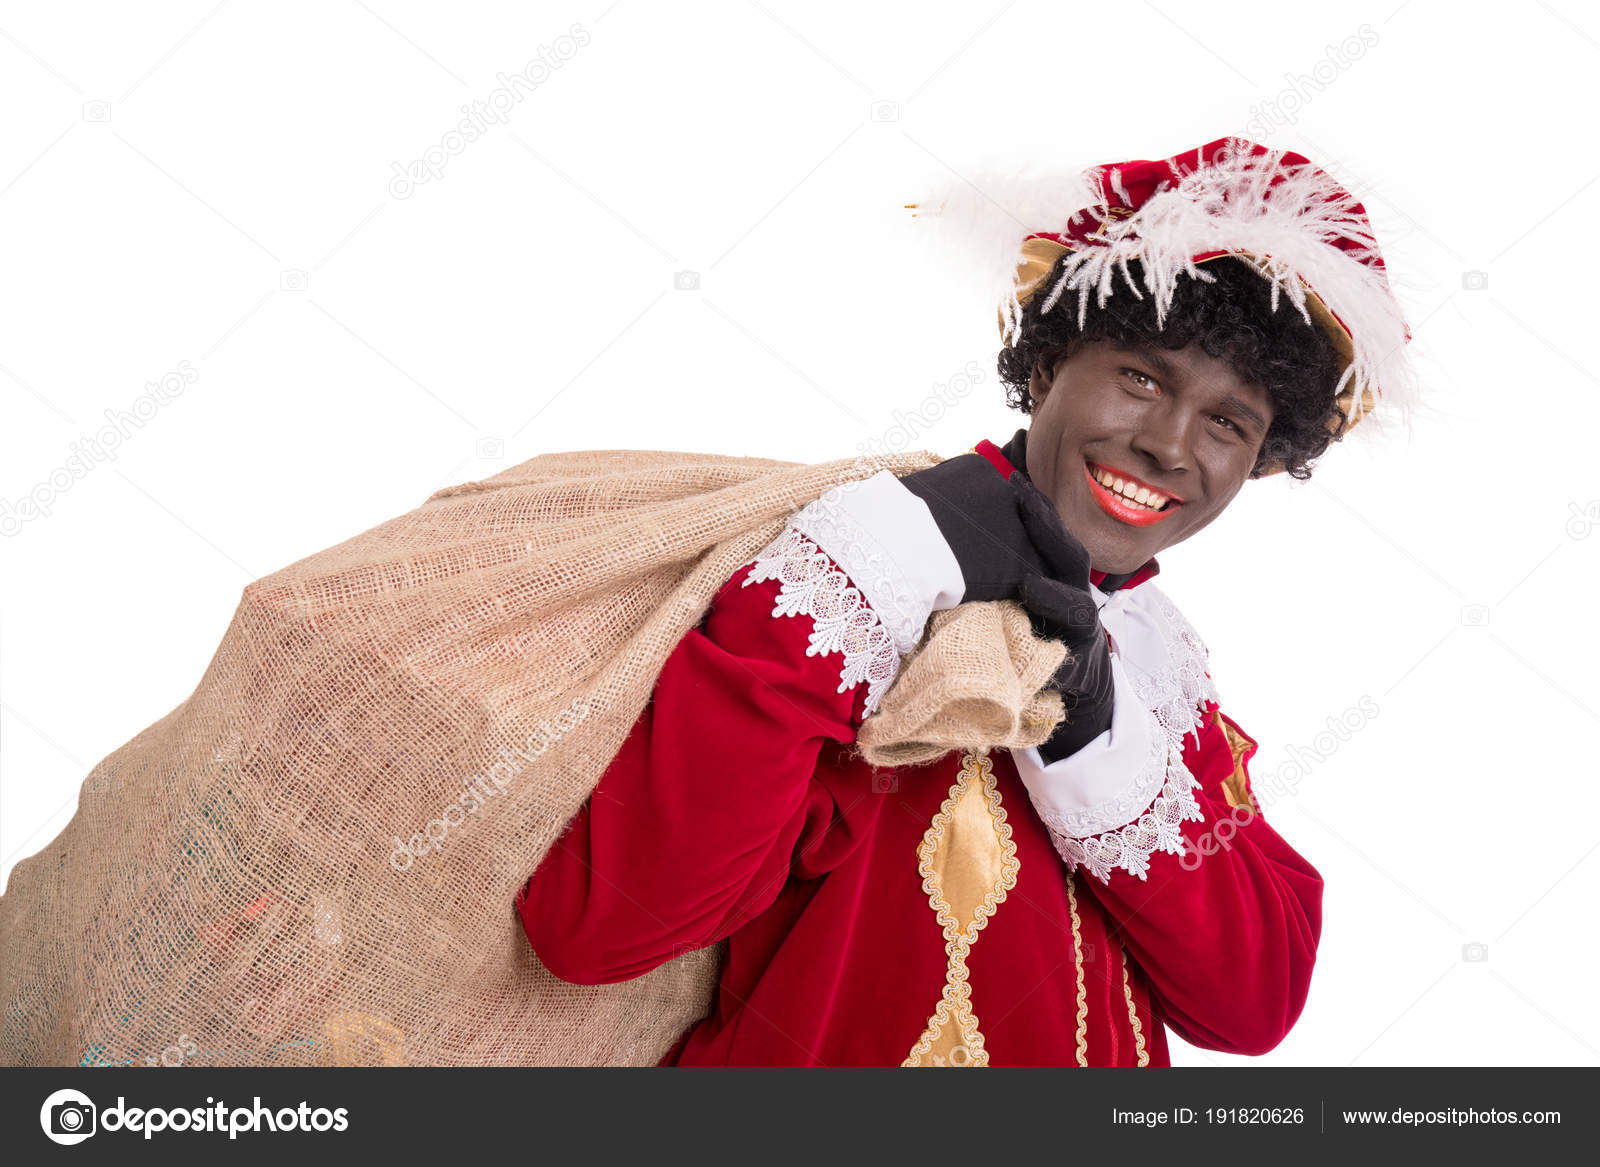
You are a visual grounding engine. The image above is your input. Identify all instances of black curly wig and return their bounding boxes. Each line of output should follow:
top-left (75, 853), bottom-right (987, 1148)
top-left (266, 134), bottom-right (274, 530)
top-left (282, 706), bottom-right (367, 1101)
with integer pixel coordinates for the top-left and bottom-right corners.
top-left (996, 255), bottom-right (1347, 481)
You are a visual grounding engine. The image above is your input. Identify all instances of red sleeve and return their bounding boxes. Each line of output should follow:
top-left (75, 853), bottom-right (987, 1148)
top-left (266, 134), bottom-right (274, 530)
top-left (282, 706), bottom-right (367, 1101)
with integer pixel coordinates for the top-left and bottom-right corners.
top-left (516, 549), bottom-right (872, 986)
top-left (1077, 704), bottom-right (1324, 1056)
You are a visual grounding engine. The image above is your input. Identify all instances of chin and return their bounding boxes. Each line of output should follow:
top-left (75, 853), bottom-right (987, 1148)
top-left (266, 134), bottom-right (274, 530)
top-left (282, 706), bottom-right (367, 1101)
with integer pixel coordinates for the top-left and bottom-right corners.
top-left (1082, 546), bottom-right (1140, 578)
top-left (1078, 509), bottom-right (1182, 575)
top-left (1083, 531), bottom-right (1156, 576)
top-left (1094, 561), bottom-right (1144, 578)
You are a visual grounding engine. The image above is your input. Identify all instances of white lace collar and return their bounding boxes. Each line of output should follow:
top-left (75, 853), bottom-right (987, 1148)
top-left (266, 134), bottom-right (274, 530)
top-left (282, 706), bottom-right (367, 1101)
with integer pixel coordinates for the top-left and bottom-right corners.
top-left (1091, 578), bottom-right (1221, 751)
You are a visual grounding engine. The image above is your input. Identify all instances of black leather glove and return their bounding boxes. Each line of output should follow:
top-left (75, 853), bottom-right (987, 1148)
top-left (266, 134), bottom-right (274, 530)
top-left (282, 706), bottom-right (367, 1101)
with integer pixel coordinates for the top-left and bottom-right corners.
top-left (903, 455), bottom-right (1115, 765)
top-left (1011, 477), bottom-right (1116, 764)
top-left (899, 453), bottom-right (1053, 605)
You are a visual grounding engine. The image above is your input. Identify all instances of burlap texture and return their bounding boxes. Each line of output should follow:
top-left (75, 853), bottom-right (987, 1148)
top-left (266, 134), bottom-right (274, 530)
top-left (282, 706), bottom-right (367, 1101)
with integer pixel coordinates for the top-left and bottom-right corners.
top-left (858, 602), bottom-right (1065, 768)
top-left (0, 447), bottom-right (1067, 1067)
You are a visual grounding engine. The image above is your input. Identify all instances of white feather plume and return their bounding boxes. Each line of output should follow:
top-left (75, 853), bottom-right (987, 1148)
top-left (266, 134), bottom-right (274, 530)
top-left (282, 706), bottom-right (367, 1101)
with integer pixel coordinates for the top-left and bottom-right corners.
top-left (903, 153), bottom-right (1101, 343)
top-left (906, 138), bottom-right (1420, 448)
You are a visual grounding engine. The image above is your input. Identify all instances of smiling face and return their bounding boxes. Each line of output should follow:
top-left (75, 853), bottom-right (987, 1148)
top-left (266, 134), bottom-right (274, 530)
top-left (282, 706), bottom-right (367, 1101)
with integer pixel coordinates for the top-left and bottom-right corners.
top-left (1026, 338), bottom-right (1277, 575)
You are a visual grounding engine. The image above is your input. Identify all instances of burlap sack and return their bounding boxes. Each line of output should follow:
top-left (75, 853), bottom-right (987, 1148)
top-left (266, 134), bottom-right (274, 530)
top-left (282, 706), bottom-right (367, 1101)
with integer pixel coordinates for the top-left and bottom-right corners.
top-left (0, 447), bottom-right (1067, 1067)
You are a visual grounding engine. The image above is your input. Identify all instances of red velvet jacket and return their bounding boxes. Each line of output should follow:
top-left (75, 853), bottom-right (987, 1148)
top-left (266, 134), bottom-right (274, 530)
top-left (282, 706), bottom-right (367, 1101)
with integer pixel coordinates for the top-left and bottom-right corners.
top-left (517, 439), bottom-right (1323, 1066)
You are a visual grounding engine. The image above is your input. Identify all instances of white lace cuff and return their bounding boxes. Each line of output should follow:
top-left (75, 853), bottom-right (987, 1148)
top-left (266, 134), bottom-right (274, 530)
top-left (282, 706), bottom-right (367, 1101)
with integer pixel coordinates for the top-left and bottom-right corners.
top-left (1013, 654), bottom-right (1206, 882)
top-left (1011, 580), bottom-right (1221, 883)
top-left (1012, 653), bottom-right (1164, 833)
top-left (740, 471), bottom-right (964, 717)
top-left (792, 470), bottom-right (965, 647)
top-left (1046, 748), bottom-right (1205, 883)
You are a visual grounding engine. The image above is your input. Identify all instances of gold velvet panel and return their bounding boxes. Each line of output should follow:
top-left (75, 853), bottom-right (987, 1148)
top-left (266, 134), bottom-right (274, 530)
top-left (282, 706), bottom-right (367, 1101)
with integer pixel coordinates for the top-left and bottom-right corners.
top-left (903, 748), bottom-right (1020, 1067)
top-left (1214, 708), bottom-right (1261, 815)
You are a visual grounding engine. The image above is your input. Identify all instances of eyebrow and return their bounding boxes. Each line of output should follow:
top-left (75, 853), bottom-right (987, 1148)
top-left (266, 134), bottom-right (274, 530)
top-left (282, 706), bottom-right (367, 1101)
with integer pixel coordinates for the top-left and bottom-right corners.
top-left (1110, 341), bottom-right (1269, 437)
top-left (1216, 393), bottom-right (1269, 437)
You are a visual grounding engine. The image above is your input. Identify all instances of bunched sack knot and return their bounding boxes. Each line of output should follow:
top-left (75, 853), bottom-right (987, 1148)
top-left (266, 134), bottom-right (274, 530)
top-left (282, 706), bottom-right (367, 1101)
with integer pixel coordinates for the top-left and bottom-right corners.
top-left (855, 599), bottom-right (1068, 769)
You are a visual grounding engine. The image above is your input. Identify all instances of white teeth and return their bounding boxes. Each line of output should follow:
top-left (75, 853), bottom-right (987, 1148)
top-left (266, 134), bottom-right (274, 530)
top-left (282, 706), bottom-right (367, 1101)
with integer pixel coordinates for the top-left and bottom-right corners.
top-left (1092, 465), bottom-right (1168, 509)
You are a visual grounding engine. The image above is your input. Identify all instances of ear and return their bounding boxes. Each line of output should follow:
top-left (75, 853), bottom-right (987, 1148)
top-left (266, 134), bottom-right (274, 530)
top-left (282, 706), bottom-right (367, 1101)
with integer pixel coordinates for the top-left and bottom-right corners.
top-left (1027, 353), bottom-right (1057, 409)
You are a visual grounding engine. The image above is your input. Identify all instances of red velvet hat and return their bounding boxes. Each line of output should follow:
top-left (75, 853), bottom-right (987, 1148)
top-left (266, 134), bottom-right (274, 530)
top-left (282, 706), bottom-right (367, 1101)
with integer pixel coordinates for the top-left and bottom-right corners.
top-left (907, 137), bottom-right (1418, 477)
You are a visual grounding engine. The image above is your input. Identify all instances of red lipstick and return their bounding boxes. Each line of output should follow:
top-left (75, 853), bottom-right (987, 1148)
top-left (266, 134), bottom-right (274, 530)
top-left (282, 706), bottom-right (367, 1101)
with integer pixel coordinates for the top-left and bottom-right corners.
top-left (1084, 460), bottom-right (1182, 528)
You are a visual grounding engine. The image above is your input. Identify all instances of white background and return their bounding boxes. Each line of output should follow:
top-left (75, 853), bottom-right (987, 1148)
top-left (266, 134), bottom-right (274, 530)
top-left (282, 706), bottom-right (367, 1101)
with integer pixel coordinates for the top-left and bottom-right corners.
top-left (2, 0), bottom-right (1596, 1067)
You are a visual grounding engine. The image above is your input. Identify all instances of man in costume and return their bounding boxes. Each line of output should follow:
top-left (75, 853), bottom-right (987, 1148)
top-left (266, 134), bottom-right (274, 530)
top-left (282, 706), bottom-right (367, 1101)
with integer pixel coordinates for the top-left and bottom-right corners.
top-left (517, 137), bottom-right (1416, 1066)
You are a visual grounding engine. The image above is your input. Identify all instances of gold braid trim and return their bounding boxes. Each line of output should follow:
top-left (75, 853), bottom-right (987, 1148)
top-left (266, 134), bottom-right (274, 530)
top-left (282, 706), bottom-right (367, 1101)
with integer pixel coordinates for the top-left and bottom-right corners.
top-left (902, 748), bottom-right (1020, 1067)
top-left (1119, 945), bottom-right (1150, 1067)
top-left (1065, 872), bottom-right (1089, 1067)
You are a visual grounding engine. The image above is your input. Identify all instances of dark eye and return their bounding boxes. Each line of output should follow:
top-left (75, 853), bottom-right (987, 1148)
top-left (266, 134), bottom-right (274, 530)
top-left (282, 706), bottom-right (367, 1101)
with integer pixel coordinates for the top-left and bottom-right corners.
top-left (1121, 368), bottom-right (1157, 391)
top-left (1211, 415), bottom-right (1243, 435)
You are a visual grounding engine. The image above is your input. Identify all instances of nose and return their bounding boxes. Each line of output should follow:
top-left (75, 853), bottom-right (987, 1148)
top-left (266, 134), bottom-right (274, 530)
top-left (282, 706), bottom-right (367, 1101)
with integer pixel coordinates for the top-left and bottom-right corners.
top-left (1129, 397), bottom-right (1195, 475)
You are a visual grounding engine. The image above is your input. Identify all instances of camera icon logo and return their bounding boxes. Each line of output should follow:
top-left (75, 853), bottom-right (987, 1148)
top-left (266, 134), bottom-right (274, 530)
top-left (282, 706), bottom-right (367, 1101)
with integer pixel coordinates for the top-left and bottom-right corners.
top-left (673, 270), bottom-right (700, 291)
top-left (870, 100), bottom-right (900, 122)
top-left (280, 269), bottom-right (309, 293)
top-left (82, 100), bottom-right (112, 123)
top-left (1459, 603), bottom-right (1490, 628)
top-left (870, 772), bottom-right (898, 794)
top-left (1566, 500), bottom-right (1600, 540)
top-left (476, 436), bottom-right (505, 460)
top-left (1461, 270), bottom-right (1489, 291)
top-left (1462, 941), bottom-right (1489, 962)
top-left (40, 1088), bottom-right (97, 1145)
